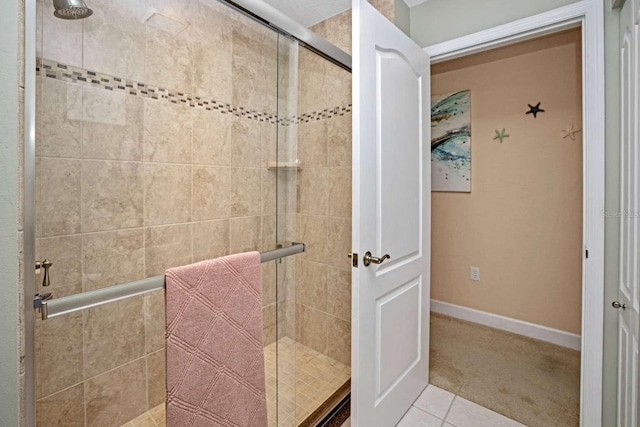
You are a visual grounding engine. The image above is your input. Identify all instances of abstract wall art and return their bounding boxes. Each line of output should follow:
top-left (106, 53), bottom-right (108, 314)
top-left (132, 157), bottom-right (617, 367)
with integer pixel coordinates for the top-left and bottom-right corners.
top-left (431, 90), bottom-right (471, 192)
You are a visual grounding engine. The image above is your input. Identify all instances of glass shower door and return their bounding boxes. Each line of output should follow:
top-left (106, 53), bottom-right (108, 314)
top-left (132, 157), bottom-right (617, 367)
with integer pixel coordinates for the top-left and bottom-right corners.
top-left (33, 0), bottom-right (290, 425)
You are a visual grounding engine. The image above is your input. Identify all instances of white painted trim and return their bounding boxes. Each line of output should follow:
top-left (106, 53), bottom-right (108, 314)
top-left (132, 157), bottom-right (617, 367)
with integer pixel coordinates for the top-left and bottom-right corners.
top-left (425, 2), bottom-right (589, 62)
top-left (431, 300), bottom-right (582, 351)
top-left (423, 2), bottom-right (605, 426)
top-left (403, 0), bottom-right (429, 8)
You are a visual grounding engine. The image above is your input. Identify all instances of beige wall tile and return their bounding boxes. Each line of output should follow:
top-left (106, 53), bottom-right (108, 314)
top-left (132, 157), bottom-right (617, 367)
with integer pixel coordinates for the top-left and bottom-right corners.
top-left (263, 303), bottom-right (276, 330)
top-left (297, 49), bottom-right (329, 115)
top-left (83, 296), bottom-right (145, 378)
top-left (327, 113), bottom-right (352, 167)
top-left (145, 223), bottom-right (192, 277)
top-left (147, 349), bottom-right (166, 409)
top-left (82, 229), bottom-right (144, 291)
top-left (83, 0), bottom-right (146, 82)
top-left (144, 290), bottom-right (165, 354)
top-left (41, 1), bottom-right (83, 67)
top-left (325, 61), bottom-right (352, 108)
top-left (144, 163), bottom-right (191, 226)
top-left (280, 300), bottom-right (296, 340)
top-left (36, 312), bottom-right (83, 398)
top-left (35, 156), bottom-right (42, 237)
top-left (261, 169), bottom-right (276, 216)
top-left (262, 214), bottom-right (277, 252)
top-left (82, 87), bottom-right (144, 161)
top-left (369, 0), bottom-right (395, 22)
top-left (193, 44), bottom-right (232, 104)
top-left (297, 120), bottom-right (328, 167)
top-left (229, 167), bottom-right (261, 217)
top-left (296, 260), bottom-right (327, 312)
top-left (193, 109), bottom-right (231, 166)
top-left (82, 160), bottom-right (144, 232)
top-left (229, 216), bottom-right (261, 254)
top-left (309, 10), bottom-right (352, 56)
top-left (327, 267), bottom-right (351, 322)
top-left (231, 24), bottom-right (278, 115)
top-left (261, 122), bottom-right (277, 168)
top-left (230, 116), bottom-right (261, 167)
top-left (192, 166), bottom-right (230, 221)
top-left (327, 316), bottom-right (351, 366)
top-left (35, 235), bottom-right (82, 296)
top-left (192, 220), bottom-right (230, 262)
top-left (145, 26), bottom-right (193, 94)
top-left (296, 305), bottom-right (328, 354)
top-left (297, 168), bottom-right (329, 216)
top-left (85, 358), bottom-right (147, 426)
top-left (143, 99), bottom-right (193, 164)
top-left (40, 79), bottom-right (82, 158)
top-left (40, 158), bottom-right (81, 236)
top-left (327, 217), bottom-right (351, 269)
top-left (36, 383), bottom-right (84, 427)
top-left (188, 1), bottom-right (233, 102)
top-left (296, 215), bottom-right (328, 262)
top-left (327, 167), bottom-right (352, 218)
top-left (261, 262), bottom-right (276, 307)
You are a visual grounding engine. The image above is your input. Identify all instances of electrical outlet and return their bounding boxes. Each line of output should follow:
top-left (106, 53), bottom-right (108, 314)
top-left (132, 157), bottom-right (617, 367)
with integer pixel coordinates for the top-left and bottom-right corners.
top-left (470, 267), bottom-right (480, 281)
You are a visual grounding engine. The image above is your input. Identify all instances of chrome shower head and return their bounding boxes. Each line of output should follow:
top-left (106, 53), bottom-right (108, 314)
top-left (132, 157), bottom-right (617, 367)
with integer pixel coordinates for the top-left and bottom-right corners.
top-left (53, 0), bottom-right (93, 20)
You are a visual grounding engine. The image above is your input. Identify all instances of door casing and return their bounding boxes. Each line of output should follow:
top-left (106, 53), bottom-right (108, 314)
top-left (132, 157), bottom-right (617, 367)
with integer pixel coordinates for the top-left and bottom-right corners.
top-left (424, 1), bottom-right (606, 425)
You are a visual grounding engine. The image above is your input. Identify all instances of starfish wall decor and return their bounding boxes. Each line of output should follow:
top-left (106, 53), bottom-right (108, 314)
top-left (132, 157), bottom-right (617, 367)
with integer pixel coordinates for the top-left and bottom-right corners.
top-left (493, 128), bottom-right (510, 143)
top-left (526, 102), bottom-right (545, 118)
top-left (562, 124), bottom-right (582, 141)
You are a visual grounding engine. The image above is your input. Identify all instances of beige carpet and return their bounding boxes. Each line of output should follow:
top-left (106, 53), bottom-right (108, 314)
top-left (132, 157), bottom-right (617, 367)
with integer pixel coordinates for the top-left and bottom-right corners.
top-left (429, 313), bottom-right (580, 427)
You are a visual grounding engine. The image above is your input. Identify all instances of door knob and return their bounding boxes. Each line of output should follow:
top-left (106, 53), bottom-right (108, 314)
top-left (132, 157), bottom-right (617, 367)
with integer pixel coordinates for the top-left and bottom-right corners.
top-left (612, 301), bottom-right (626, 310)
top-left (363, 251), bottom-right (391, 267)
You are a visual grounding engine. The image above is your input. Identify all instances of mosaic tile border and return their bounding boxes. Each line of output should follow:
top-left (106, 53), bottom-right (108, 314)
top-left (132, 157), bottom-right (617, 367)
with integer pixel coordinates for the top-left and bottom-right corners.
top-left (37, 58), bottom-right (352, 126)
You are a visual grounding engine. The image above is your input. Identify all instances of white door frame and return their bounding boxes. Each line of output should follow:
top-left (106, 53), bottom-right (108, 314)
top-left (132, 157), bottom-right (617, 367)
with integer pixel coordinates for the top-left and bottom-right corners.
top-left (423, 1), bottom-right (606, 425)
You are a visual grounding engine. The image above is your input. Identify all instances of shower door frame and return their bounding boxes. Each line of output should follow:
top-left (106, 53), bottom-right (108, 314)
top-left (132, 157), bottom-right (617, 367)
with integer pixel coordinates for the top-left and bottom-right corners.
top-left (21, 1), bottom-right (353, 426)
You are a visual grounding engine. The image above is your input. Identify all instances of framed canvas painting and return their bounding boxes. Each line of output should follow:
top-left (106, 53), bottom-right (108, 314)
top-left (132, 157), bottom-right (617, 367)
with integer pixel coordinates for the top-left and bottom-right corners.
top-left (431, 90), bottom-right (471, 192)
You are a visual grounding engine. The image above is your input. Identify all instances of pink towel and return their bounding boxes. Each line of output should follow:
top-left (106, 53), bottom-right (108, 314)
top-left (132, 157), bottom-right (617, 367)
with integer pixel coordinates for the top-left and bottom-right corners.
top-left (165, 252), bottom-right (268, 427)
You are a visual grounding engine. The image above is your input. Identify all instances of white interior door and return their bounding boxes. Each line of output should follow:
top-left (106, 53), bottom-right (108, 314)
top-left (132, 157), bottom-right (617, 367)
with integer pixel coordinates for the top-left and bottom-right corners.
top-left (617, 0), bottom-right (640, 425)
top-left (351, 1), bottom-right (431, 425)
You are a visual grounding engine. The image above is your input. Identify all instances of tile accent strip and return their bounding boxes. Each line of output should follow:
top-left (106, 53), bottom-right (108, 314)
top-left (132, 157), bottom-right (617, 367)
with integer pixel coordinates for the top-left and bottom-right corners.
top-left (37, 58), bottom-right (352, 125)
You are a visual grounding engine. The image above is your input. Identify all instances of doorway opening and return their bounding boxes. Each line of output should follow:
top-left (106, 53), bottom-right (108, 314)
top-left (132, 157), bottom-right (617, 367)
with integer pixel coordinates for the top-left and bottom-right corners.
top-left (424, 26), bottom-right (587, 427)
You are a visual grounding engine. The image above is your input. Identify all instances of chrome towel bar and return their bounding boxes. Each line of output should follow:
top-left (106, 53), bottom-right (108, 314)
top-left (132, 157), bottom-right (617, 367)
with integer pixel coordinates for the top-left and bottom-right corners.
top-left (35, 243), bottom-right (305, 320)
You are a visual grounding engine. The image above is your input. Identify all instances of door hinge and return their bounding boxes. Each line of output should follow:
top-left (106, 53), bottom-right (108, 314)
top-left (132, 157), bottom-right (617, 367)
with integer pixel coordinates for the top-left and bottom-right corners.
top-left (347, 252), bottom-right (358, 268)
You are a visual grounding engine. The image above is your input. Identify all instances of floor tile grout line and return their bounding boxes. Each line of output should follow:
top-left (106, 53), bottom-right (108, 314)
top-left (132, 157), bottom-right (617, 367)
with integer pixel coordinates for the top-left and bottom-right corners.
top-left (442, 394), bottom-right (457, 423)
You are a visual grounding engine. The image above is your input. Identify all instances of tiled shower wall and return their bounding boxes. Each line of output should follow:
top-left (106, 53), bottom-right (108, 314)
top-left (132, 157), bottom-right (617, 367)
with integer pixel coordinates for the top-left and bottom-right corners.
top-left (293, 12), bottom-right (353, 367)
top-left (293, 0), bottom-right (395, 367)
top-left (34, 0), bottom-right (294, 425)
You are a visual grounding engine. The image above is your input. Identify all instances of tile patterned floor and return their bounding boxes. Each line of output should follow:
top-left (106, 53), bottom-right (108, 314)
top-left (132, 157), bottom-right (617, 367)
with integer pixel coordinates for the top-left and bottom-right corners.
top-left (397, 384), bottom-right (526, 427)
top-left (121, 404), bottom-right (165, 427)
top-left (264, 337), bottom-right (351, 426)
top-left (121, 337), bottom-right (350, 427)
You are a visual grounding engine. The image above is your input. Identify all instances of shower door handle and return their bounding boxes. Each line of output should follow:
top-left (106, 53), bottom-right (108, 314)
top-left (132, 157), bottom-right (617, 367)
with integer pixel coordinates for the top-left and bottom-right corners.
top-left (363, 252), bottom-right (390, 267)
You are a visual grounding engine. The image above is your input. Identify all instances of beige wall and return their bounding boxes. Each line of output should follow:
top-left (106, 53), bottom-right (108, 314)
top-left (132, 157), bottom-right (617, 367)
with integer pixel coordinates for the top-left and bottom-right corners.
top-left (431, 29), bottom-right (583, 334)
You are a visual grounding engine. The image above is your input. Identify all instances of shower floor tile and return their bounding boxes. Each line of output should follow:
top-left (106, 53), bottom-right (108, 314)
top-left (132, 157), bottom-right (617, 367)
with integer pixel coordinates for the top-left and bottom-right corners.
top-left (121, 404), bottom-right (165, 427)
top-left (264, 337), bottom-right (351, 426)
top-left (121, 338), bottom-right (349, 427)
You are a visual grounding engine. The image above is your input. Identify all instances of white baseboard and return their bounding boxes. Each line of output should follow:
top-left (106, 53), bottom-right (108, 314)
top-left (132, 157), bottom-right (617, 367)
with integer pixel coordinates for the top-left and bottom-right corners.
top-left (430, 299), bottom-right (582, 351)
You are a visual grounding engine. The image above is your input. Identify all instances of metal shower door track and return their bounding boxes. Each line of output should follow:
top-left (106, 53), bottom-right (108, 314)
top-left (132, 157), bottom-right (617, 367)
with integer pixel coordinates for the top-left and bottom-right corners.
top-left (219, 0), bottom-right (352, 72)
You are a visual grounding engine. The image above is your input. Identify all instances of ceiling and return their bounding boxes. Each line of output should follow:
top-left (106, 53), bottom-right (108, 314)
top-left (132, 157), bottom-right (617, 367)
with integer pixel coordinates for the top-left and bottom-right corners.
top-left (262, 0), bottom-right (429, 27)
